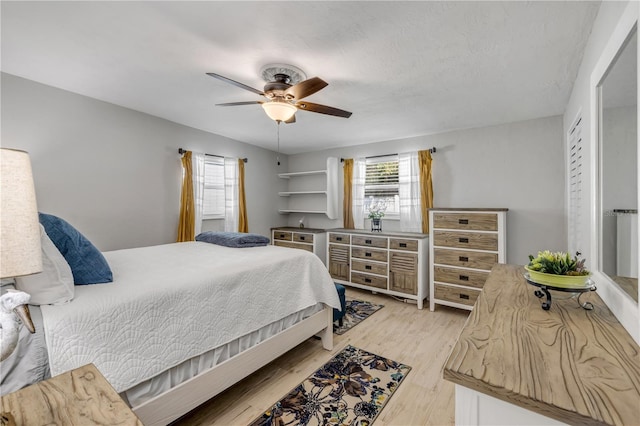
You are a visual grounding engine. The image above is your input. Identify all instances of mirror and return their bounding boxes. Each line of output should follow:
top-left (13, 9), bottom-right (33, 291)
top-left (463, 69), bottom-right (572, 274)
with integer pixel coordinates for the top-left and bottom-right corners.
top-left (599, 27), bottom-right (638, 303)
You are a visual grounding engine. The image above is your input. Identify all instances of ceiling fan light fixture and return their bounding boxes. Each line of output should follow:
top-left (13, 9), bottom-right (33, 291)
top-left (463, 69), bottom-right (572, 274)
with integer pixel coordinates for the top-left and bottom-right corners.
top-left (262, 101), bottom-right (297, 122)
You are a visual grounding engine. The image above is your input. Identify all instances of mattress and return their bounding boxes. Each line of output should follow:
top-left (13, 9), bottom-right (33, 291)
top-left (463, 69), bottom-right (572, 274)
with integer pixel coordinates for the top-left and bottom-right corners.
top-left (39, 242), bottom-right (340, 393)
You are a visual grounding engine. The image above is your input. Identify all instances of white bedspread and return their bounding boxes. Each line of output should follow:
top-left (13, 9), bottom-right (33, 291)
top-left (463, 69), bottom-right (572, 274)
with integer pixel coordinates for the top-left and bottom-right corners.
top-left (40, 242), bottom-right (340, 393)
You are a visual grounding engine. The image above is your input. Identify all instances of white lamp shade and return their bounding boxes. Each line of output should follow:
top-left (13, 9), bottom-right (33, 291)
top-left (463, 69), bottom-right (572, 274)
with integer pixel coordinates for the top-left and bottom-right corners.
top-left (262, 101), bottom-right (297, 122)
top-left (0, 148), bottom-right (43, 278)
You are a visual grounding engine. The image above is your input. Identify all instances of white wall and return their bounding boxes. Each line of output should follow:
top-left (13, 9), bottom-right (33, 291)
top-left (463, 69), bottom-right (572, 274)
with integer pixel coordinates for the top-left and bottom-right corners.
top-left (286, 115), bottom-right (566, 266)
top-left (1, 73), bottom-right (288, 251)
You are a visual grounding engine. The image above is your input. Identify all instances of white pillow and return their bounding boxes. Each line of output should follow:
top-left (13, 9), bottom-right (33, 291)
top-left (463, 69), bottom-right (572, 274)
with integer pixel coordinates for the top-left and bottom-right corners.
top-left (15, 225), bottom-right (74, 305)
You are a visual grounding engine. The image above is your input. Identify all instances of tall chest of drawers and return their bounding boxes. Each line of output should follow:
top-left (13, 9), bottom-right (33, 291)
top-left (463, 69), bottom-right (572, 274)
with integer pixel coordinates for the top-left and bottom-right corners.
top-left (271, 227), bottom-right (327, 265)
top-left (327, 229), bottom-right (429, 309)
top-left (429, 208), bottom-right (507, 311)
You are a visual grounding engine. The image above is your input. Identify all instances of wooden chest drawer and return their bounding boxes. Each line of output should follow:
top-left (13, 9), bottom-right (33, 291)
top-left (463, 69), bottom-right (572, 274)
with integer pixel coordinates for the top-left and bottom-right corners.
top-left (433, 213), bottom-right (498, 231)
top-left (433, 230), bottom-right (498, 251)
top-left (274, 240), bottom-right (313, 252)
top-left (352, 235), bottom-right (388, 249)
top-left (434, 283), bottom-right (480, 307)
top-left (273, 231), bottom-right (292, 241)
top-left (352, 259), bottom-right (387, 276)
top-left (293, 233), bottom-right (314, 243)
top-left (329, 233), bottom-right (350, 244)
top-left (351, 247), bottom-right (388, 262)
top-left (434, 248), bottom-right (498, 270)
top-left (434, 266), bottom-right (489, 289)
top-left (351, 271), bottom-right (387, 289)
top-left (389, 238), bottom-right (418, 251)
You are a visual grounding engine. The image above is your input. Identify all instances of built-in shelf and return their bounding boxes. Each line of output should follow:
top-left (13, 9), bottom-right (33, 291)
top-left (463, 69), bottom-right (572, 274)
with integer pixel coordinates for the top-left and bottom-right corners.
top-left (278, 191), bottom-right (328, 196)
top-left (278, 170), bottom-right (327, 179)
top-left (277, 158), bottom-right (338, 219)
top-left (279, 209), bottom-right (328, 214)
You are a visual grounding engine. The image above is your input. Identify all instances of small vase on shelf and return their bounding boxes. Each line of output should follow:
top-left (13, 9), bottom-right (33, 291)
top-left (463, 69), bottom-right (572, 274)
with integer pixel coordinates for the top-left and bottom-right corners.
top-left (371, 218), bottom-right (382, 232)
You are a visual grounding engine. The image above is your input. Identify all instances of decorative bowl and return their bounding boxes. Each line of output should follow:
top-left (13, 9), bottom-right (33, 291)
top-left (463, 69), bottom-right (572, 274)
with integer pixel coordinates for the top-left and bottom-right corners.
top-left (524, 266), bottom-right (592, 289)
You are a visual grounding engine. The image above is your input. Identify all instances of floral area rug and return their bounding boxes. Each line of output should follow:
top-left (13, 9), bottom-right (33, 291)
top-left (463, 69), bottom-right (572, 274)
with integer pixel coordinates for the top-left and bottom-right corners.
top-left (334, 299), bottom-right (384, 335)
top-left (248, 345), bottom-right (411, 426)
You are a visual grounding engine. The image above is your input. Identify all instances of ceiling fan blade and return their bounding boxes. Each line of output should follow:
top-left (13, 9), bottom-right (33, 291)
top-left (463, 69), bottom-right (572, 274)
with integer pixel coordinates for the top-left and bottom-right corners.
top-left (284, 114), bottom-right (296, 124)
top-left (216, 101), bottom-right (263, 106)
top-left (295, 101), bottom-right (352, 118)
top-left (285, 77), bottom-right (328, 100)
top-left (207, 72), bottom-right (265, 96)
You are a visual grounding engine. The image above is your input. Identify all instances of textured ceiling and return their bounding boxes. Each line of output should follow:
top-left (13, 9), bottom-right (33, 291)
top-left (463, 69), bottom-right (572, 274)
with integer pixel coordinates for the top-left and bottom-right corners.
top-left (1, 1), bottom-right (600, 154)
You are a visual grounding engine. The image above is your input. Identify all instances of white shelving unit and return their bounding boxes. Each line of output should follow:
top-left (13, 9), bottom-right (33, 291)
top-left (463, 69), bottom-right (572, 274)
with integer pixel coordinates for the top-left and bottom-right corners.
top-left (278, 157), bottom-right (339, 219)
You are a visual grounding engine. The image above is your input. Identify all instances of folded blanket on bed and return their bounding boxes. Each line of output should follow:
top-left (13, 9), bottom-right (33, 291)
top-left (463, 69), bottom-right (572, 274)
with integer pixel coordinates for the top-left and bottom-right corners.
top-left (195, 231), bottom-right (270, 248)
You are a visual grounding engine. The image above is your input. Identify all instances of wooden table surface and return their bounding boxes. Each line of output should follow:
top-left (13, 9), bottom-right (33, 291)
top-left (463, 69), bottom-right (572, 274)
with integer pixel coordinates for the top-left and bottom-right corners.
top-left (1, 363), bottom-right (142, 425)
top-left (443, 263), bottom-right (640, 426)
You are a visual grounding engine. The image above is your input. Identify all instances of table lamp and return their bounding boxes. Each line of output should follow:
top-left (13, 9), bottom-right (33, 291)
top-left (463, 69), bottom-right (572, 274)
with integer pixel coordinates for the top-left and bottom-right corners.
top-left (0, 148), bottom-right (42, 361)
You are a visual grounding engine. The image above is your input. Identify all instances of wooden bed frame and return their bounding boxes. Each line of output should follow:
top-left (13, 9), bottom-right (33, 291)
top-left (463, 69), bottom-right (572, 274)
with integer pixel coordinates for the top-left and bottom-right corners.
top-left (132, 306), bottom-right (334, 425)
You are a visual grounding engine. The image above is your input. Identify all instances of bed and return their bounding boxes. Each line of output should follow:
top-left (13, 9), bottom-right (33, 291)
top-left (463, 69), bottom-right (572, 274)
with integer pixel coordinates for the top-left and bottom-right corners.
top-left (2, 240), bottom-right (340, 425)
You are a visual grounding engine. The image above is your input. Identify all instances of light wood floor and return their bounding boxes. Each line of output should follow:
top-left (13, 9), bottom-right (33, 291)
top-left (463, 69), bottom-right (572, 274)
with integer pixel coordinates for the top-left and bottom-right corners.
top-left (174, 288), bottom-right (470, 426)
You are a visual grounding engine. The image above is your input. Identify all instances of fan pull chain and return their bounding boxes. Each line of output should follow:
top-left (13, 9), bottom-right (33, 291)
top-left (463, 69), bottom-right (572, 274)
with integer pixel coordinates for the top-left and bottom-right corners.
top-left (276, 121), bottom-right (281, 166)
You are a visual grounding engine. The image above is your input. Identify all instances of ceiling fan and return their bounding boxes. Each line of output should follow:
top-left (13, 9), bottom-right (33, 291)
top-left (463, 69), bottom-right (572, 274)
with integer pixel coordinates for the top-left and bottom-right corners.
top-left (207, 64), bottom-right (352, 123)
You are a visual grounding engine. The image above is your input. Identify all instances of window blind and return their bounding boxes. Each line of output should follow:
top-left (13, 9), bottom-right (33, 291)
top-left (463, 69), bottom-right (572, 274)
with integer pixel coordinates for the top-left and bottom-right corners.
top-left (568, 115), bottom-right (584, 253)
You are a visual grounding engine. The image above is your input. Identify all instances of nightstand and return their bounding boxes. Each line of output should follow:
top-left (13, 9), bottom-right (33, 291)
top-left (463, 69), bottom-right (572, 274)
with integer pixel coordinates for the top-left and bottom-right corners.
top-left (1, 363), bottom-right (142, 425)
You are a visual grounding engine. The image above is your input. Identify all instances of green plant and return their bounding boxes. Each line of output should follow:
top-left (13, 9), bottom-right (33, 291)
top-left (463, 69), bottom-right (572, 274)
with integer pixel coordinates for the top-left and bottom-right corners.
top-left (367, 200), bottom-right (386, 220)
top-left (527, 250), bottom-right (590, 276)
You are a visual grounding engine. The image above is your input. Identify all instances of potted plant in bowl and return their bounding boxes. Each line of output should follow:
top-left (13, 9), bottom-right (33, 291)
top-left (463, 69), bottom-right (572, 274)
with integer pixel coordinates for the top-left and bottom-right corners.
top-left (525, 250), bottom-right (591, 289)
top-left (367, 201), bottom-right (386, 232)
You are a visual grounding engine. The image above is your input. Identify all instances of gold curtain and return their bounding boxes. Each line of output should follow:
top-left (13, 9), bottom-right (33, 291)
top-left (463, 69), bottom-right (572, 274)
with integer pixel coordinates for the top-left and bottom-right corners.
top-left (177, 151), bottom-right (195, 242)
top-left (418, 150), bottom-right (434, 233)
top-left (238, 158), bottom-right (249, 233)
top-left (342, 158), bottom-right (355, 229)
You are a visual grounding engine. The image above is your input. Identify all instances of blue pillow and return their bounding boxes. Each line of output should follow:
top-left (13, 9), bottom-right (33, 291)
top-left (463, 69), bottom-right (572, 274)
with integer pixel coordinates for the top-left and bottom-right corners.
top-left (39, 213), bottom-right (113, 285)
top-left (195, 231), bottom-right (270, 248)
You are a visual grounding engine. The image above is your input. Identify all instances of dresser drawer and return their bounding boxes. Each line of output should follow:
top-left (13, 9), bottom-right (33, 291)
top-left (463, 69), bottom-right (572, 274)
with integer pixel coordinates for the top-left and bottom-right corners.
top-left (434, 266), bottom-right (489, 289)
top-left (352, 235), bottom-right (388, 249)
top-left (329, 233), bottom-right (350, 244)
top-left (352, 247), bottom-right (388, 262)
top-left (274, 240), bottom-right (313, 252)
top-left (433, 213), bottom-right (498, 231)
top-left (433, 230), bottom-right (498, 251)
top-left (293, 233), bottom-right (314, 243)
top-left (351, 271), bottom-right (387, 289)
top-left (434, 248), bottom-right (498, 270)
top-left (389, 238), bottom-right (418, 251)
top-left (273, 231), bottom-right (292, 241)
top-left (352, 259), bottom-right (387, 276)
top-left (434, 284), bottom-right (480, 307)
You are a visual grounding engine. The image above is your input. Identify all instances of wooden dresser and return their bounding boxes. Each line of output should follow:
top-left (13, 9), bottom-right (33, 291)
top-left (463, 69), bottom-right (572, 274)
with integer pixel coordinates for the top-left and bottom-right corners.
top-left (444, 263), bottom-right (640, 425)
top-left (326, 229), bottom-right (429, 309)
top-left (428, 208), bottom-right (507, 311)
top-left (271, 227), bottom-right (327, 264)
top-left (1, 363), bottom-right (142, 425)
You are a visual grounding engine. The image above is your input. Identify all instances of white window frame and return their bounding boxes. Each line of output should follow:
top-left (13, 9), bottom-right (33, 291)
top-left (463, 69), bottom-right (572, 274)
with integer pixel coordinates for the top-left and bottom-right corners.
top-left (203, 156), bottom-right (225, 220)
top-left (364, 154), bottom-right (400, 218)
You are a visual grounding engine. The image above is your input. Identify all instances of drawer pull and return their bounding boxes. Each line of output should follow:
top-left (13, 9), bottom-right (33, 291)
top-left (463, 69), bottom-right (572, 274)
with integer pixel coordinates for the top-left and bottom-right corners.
top-left (365, 239), bottom-right (372, 244)
top-left (365, 278), bottom-right (372, 283)
top-left (299, 236), bottom-right (305, 240)
top-left (336, 237), bottom-right (343, 241)
top-left (459, 256), bottom-right (469, 262)
top-left (279, 234), bottom-right (285, 238)
top-left (459, 237), bottom-right (469, 243)
top-left (459, 219), bottom-right (469, 225)
top-left (459, 294), bottom-right (470, 300)
top-left (365, 265), bottom-right (372, 270)
top-left (365, 252), bottom-right (372, 257)
top-left (399, 243), bottom-right (407, 248)
top-left (459, 275), bottom-right (469, 281)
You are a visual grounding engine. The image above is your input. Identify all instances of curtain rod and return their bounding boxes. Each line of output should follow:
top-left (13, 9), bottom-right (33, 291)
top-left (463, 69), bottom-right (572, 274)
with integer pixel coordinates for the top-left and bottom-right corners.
top-left (178, 148), bottom-right (247, 163)
top-left (340, 147), bottom-right (436, 163)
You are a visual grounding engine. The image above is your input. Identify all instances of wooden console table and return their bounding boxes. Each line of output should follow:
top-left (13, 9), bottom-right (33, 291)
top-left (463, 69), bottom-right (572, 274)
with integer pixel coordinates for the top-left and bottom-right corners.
top-left (444, 263), bottom-right (640, 425)
top-left (1, 363), bottom-right (142, 425)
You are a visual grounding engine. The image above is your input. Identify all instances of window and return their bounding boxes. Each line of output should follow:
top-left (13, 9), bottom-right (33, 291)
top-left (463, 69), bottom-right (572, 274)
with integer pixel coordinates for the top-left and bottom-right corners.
top-left (203, 156), bottom-right (225, 219)
top-left (364, 155), bottom-right (399, 216)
